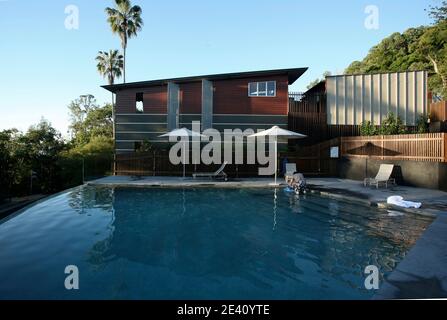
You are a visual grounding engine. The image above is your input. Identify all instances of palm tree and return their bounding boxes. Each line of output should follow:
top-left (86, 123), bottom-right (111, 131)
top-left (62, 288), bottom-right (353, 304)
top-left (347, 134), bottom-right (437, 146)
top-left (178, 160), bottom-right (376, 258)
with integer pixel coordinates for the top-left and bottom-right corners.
top-left (96, 49), bottom-right (124, 141)
top-left (105, 0), bottom-right (143, 83)
top-left (96, 50), bottom-right (123, 86)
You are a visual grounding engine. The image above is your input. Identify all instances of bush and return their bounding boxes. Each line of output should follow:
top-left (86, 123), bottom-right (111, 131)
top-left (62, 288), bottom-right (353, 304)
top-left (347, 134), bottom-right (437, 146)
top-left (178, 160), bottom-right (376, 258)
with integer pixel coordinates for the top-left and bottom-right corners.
top-left (136, 139), bottom-right (153, 153)
top-left (360, 121), bottom-right (378, 136)
top-left (379, 112), bottom-right (407, 135)
top-left (416, 113), bottom-right (429, 133)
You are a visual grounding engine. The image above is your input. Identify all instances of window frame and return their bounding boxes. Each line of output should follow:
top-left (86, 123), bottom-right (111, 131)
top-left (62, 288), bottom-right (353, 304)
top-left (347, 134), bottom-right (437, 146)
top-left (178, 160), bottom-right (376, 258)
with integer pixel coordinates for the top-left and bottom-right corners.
top-left (248, 81), bottom-right (277, 97)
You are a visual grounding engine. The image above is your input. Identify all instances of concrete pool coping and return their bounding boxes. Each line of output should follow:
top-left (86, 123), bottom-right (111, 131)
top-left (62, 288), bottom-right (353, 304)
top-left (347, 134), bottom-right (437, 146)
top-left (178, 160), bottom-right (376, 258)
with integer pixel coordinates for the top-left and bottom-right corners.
top-left (88, 175), bottom-right (447, 299)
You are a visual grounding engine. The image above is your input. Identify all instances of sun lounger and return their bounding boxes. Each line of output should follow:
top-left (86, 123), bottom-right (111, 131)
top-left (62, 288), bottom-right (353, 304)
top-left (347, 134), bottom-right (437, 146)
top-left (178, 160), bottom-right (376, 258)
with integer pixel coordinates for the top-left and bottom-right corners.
top-left (364, 164), bottom-right (396, 188)
top-left (193, 161), bottom-right (228, 181)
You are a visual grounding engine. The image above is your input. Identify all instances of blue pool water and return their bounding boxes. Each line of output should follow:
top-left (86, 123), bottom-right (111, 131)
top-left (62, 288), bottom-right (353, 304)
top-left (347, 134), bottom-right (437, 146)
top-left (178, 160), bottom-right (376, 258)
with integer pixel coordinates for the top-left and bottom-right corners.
top-left (0, 186), bottom-right (433, 300)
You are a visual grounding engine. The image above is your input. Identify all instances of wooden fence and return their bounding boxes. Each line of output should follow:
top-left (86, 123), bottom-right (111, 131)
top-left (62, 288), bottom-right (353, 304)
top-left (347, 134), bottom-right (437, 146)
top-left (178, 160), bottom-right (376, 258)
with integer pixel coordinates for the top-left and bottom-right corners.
top-left (116, 151), bottom-right (262, 177)
top-left (289, 93), bottom-right (362, 145)
top-left (340, 133), bottom-right (447, 162)
top-left (115, 133), bottom-right (447, 176)
top-left (281, 138), bottom-right (340, 176)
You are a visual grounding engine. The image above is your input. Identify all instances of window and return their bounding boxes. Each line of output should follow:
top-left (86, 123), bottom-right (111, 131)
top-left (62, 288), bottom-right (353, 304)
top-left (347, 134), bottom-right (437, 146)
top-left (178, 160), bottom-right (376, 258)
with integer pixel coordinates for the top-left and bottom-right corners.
top-left (248, 81), bottom-right (276, 97)
top-left (136, 92), bottom-right (144, 113)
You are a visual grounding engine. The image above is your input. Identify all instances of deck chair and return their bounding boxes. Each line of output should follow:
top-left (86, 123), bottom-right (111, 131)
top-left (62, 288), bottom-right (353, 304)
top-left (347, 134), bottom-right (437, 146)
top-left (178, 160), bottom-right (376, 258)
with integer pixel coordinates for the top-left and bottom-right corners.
top-left (284, 163), bottom-right (297, 182)
top-left (193, 161), bottom-right (228, 181)
top-left (364, 164), bottom-right (396, 188)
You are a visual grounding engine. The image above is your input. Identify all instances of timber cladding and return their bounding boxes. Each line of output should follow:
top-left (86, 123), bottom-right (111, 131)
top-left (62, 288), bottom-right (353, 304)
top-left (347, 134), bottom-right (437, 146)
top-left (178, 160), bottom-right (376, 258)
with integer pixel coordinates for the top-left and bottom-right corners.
top-left (115, 86), bottom-right (167, 114)
top-left (179, 82), bottom-right (202, 114)
top-left (114, 73), bottom-right (291, 152)
top-left (213, 75), bottom-right (289, 115)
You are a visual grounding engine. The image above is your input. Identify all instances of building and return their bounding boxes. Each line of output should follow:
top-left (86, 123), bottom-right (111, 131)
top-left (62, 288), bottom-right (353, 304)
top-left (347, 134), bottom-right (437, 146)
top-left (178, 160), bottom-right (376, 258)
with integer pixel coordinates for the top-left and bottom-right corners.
top-left (102, 68), bottom-right (308, 153)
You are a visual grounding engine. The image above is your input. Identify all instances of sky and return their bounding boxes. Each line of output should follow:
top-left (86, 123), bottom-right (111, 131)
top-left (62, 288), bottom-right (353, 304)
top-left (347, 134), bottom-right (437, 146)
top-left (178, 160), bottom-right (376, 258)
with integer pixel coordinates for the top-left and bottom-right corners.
top-left (0, 0), bottom-right (435, 136)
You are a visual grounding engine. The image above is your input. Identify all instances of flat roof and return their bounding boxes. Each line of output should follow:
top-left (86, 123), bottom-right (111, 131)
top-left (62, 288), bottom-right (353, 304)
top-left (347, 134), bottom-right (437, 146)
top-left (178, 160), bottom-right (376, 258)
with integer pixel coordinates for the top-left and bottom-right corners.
top-left (102, 67), bottom-right (308, 93)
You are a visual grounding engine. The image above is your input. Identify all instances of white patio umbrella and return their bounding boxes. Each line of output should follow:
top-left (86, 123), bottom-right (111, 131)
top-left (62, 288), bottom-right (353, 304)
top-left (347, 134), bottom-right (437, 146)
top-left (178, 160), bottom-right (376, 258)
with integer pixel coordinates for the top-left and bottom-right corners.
top-left (159, 128), bottom-right (205, 178)
top-left (249, 126), bottom-right (307, 186)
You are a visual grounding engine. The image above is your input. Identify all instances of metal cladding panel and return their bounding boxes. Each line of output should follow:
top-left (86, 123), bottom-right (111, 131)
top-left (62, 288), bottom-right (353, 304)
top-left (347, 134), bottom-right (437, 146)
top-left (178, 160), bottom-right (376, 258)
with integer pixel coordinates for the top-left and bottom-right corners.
top-left (201, 80), bottom-right (213, 130)
top-left (167, 82), bottom-right (180, 130)
top-left (326, 71), bottom-right (428, 125)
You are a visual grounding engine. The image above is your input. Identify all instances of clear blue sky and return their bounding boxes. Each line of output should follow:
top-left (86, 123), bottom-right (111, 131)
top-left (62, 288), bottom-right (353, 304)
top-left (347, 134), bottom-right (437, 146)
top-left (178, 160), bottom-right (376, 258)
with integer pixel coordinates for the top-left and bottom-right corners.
top-left (0, 0), bottom-right (434, 135)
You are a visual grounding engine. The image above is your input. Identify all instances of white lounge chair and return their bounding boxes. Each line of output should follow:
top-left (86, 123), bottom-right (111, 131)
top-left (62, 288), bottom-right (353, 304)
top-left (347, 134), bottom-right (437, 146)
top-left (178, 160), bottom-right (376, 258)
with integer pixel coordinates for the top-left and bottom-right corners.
top-left (193, 161), bottom-right (228, 181)
top-left (364, 164), bottom-right (396, 188)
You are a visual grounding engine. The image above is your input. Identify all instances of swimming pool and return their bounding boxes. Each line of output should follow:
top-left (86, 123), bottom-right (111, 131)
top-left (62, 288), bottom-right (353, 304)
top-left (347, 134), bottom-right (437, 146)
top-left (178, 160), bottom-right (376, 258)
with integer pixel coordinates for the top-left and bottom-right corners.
top-left (0, 185), bottom-right (433, 299)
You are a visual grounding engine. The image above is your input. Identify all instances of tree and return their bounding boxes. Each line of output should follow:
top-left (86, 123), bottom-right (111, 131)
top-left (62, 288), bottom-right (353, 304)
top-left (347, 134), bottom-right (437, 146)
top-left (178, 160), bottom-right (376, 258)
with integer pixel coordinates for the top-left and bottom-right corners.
top-left (0, 129), bottom-right (20, 200)
top-left (68, 96), bottom-right (113, 150)
top-left (427, 1), bottom-right (447, 23)
top-left (414, 21), bottom-right (447, 97)
top-left (345, 2), bottom-right (447, 99)
top-left (306, 71), bottom-right (331, 90)
top-left (345, 27), bottom-right (429, 75)
top-left (96, 49), bottom-right (123, 141)
top-left (96, 50), bottom-right (123, 86)
top-left (21, 119), bottom-right (66, 193)
top-left (105, 0), bottom-right (143, 83)
top-left (68, 95), bottom-right (98, 145)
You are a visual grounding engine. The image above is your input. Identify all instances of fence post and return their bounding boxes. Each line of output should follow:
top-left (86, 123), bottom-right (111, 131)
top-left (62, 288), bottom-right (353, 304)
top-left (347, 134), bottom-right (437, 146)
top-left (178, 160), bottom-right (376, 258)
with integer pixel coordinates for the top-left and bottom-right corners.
top-left (153, 151), bottom-right (156, 176)
top-left (318, 145), bottom-right (321, 173)
top-left (444, 133), bottom-right (447, 162)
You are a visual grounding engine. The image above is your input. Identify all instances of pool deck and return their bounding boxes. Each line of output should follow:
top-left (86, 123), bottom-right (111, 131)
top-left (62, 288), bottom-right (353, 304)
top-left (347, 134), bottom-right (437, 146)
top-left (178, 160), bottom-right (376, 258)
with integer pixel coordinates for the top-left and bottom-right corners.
top-left (88, 175), bottom-right (447, 299)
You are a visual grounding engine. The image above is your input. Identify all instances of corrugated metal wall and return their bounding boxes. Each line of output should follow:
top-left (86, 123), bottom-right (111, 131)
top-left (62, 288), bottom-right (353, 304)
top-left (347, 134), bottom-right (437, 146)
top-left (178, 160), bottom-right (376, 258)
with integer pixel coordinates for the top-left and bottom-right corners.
top-left (326, 71), bottom-right (427, 125)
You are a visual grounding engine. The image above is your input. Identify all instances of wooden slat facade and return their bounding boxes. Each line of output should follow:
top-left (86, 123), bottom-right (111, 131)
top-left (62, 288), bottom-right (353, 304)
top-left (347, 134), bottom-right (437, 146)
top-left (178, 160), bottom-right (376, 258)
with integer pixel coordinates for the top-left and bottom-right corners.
top-left (213, 75), bottom-right (289, 115)
top-left (430, 101), bottom-right (447, 122)
top-left (340, 133), bottom-right (447, 162)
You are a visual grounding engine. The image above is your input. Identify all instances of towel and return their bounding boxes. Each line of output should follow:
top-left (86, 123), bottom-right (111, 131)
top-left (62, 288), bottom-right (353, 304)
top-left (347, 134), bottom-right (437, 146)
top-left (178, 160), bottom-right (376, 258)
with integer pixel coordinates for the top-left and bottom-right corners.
top-left (387, 196), bottom-right (421, 209)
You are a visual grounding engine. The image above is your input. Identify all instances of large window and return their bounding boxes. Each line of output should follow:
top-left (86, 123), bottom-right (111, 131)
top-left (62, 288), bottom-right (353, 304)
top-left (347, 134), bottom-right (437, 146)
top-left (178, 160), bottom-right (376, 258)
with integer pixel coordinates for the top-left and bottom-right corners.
top-left (248, 81), bottom-right (276, 97)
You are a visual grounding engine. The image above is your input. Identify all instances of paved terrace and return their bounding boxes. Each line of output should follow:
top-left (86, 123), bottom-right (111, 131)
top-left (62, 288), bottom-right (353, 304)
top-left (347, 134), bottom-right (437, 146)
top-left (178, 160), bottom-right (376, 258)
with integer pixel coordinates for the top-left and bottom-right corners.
top-left (89, 175), bottom-right (447, 299)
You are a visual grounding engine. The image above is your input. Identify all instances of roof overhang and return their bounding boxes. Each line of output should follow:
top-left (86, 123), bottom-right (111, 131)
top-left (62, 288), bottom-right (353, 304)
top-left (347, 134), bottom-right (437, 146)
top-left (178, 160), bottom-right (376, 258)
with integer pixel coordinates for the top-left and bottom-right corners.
top-left (102, 67), bottom-right (308, 93)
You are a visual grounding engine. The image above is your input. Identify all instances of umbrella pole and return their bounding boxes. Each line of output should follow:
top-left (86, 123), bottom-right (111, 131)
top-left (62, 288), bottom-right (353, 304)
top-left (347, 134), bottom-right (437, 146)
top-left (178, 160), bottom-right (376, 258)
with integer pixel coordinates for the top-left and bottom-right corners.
top-left (183, 141), bottom-right (186, 178)
top-left (274, 136), bottom-right (277, 185)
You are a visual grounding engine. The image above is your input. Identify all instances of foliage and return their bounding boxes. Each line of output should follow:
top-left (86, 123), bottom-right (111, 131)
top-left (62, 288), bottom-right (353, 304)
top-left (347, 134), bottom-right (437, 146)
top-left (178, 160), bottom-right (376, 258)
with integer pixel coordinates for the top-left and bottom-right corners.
top-left (345, 8), bottom-right (447, 98)
top-left (96, 49), bottom-right (124, 85)
top-left (68, 136), bottom-right (114, 156)
top-left (1, 94), bottom-right (114, 199)
top-left (360, 120), bottom-right (378, 136)
top-left (68, 96), bottom-right (113, 146)
top-left (378, 112), bottom-right (407, 135)
top-left (414, 20), bottom-right (447, 97)
top-left (360, 113), bottom-right (407, 136)
top-left (307, 71), bottom-right (332, 90)
top-left (105, 0), bottom-right (143, 82)
top-left (427, 1), bottom-right (447, 23)
top-left (0, 129), bottom-right (20, 201)
top-left (416, 113), bottom-right (430, 133)
top-left (136, 139), bottom-right (153, 152)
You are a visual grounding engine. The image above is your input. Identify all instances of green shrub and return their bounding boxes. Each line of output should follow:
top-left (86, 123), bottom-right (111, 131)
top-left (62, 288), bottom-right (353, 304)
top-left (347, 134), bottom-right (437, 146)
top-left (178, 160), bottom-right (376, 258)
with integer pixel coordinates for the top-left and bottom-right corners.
top-left (136, 139), bottom-right (153, 152)
top-left (416, 113), bottom-right (430, 133)
top-left (360, 120), bottom-right (378, 136)
top-left (379, 112), bottom-right (407, 135)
